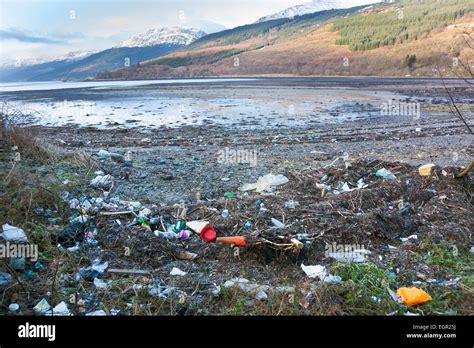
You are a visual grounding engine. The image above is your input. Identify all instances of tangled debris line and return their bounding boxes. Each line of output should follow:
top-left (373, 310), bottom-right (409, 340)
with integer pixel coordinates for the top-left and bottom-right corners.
top-left (1, 158), bottom-right (472, 315)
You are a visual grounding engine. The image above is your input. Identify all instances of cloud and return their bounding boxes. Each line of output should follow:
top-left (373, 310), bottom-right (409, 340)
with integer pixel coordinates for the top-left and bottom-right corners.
top-left (0, 29), bottom-right (65, 44)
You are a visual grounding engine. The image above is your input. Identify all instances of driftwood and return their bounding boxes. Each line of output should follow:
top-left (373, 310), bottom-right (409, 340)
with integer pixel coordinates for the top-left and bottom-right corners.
top-left (455, 160), bottom-right (474, 178)
top-left (107, 268), bottom-right (151, 275)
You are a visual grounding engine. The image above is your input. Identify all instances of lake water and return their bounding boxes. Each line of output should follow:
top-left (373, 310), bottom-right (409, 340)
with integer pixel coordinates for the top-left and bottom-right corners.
top-left (0, 78), bottom-right (404, 129)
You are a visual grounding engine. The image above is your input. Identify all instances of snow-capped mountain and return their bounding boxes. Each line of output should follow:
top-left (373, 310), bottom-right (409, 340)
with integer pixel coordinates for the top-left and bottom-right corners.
top-left (256, 0), bottom-right (383, 23)
top-left (1, 50), bottom-right (98, 69)
top-left (118, 27), bottom-right (206, 48)
top-left (53, 50), bottom-right (99, 62)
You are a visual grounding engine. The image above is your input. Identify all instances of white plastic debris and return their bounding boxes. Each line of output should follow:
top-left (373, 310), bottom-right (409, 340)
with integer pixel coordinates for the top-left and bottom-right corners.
top-left (138, 208), bottom-right (152, 218)
top-left (316, 183), bottom-right (332, 190)
top-left (9, 303), bottom-right (20, 312)
top-left (223, 278), bottom-right (249, 288)
top-left (70, 215), bottom-right (88, 224)
top-left (400, 234), bottom-right (418, 242)
top-left (357, 178), bottom-right (368, 189)
top-left (170, 267), bottom-right (187, 276)
top-left (211, 285), bottom-right (221, 296)
top-left (1, 224), bottom-right (28, 242)
top-left (186, 220), bottom-right (209, 233)
top-left (376, 168), bottom-right (396, 180)
top-left (48, 301), bottom-right (71, 316)
top-left (271, 218), bottom-right (286, 229)
top-left (255, 290), bottom-right (268, 301)
top-left (91, 259), bottom-right (108, 273)
top-left (93, 278), bottom-right (111, 289)
top-left (239, 173), bottom-right (289, 193)
top-left (387, 287), bottom-right (402, 303)
top-left (33, 298), bottom-right (51, 314)
top-left (86, 309), bottom-right (107, 316)
top-left (301, 264), bottom-right (341, 283)
top-left (90, 174), bottom-right (113, 189)
top-left (223, 278), bottom-right (270, 294)
top-left (284, 200), bottom-right (300, 209)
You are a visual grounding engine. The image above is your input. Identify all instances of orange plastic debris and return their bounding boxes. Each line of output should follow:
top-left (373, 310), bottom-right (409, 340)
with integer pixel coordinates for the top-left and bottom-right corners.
top-left (215, 236), bottom-right (247, 247)
top-left (396, 287), bottom-right (432, 306)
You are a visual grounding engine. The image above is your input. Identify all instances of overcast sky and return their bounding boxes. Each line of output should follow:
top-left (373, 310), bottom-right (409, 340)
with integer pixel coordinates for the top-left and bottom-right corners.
top-left (0, 0), bottom-right (309, 65)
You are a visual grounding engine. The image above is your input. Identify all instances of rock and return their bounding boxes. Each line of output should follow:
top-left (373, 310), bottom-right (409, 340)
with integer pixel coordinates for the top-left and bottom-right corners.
top-left (110, 153), bottom-right (125, 163)
top-left (159, 173), bottom-right (174, 181)
top-left (97, 149), bottom-right (111, 158)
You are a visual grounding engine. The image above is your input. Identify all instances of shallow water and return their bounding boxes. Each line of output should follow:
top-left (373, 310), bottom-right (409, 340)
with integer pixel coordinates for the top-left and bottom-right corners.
top-left (0, 78), bottom-right (405, 129)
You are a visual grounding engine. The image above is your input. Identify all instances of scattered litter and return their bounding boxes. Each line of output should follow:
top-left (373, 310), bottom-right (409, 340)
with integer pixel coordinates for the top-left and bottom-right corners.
top-left (47, 301), bottom-right (72, 316)
top-left (91, 259), bottom-right (109, 273)
top-left (199, 225), bottom-right (216, 242)
top-left (387, 287), bottom-right (402, 303)
top-left (301, 264), bottom-right (341, 283)
top-left (175, 251), bottom-right (198, 260)
top-left (186, 220), bottom-right (208, 234)
top-left (86, 309), bottom-right (107, 316)
top-left (33, 299), bottom-right (51, 314)
top-left (94, 278), bottom-right (111, 289)
top-left (396, 287), bottom-right (432, 306)
top-left (90, 174), bottom-right (113, 189)
top-left (154, 231), bottom-right (178, 239)
top-left (8, 303), bottom-right (20, 312)
top-left (400, 234), bottom-right (418, 242)
top-left (285, 200), bottom-right (300, 209)
top-left (107, 268), bottom-right (151, 276)
top-left (316, 183), bottom-right (331, 191)
top-left (376, 168), bottom-right (396, 180)
top-left (138, 208), bottom-right (152, 218)
top-left (271, 217), bottom-right (286, 229)
top-left (170, 267), bottom-right (187, 276)
top-left (1, 224), bottom-right (28, 242)
top-left (418, 163), bottom-right (435, 176)
top-left (243, 221), bottom-right (253, 230)
top-left (9, 257), bottom-right (26, 271)
top-left (216, 236), bottom-right (247, 247)
top-left (0, 272), bottom-right (13, 286)
top-left (221, 209), bottom-right (230, 218)
top-left (239, 173), bottom-right (289, 192)
top-left (371, 296), bottom-right (381, 303)
top-left (255, 290), bottom-right (268, 301)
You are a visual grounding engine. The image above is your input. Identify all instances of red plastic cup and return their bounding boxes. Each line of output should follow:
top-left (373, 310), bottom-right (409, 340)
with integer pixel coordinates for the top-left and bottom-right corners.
top-left (200, 226), bottom-right (216, 242)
